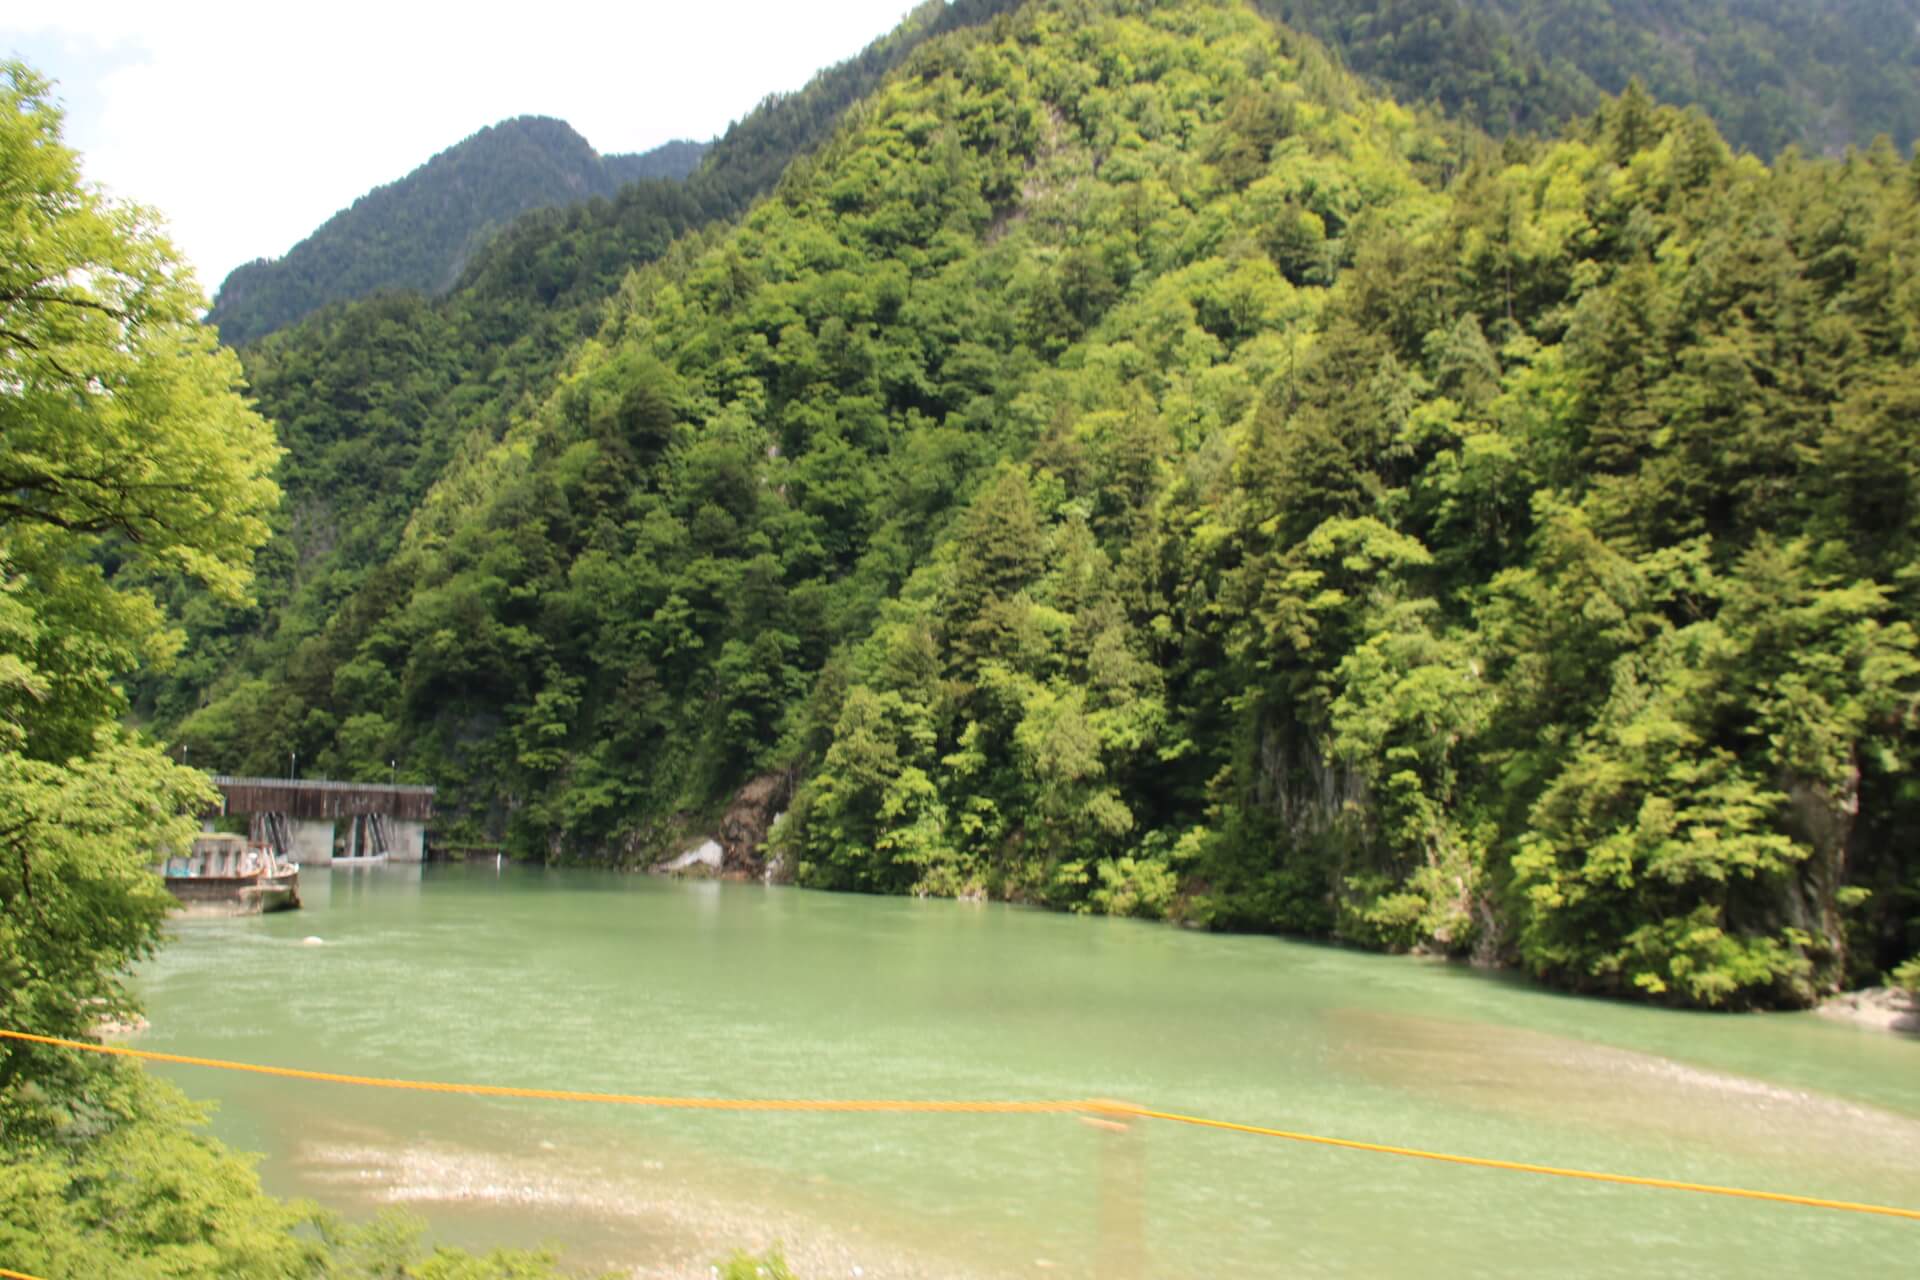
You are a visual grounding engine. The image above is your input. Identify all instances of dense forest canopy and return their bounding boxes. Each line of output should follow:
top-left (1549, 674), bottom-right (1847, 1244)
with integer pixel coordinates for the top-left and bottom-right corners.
top-left (1262, 0), bottom-right (1920, 157)
top-left (149, 0), bottom-right (1920, 1012)
top-left (205, 118), bottom-right (709, 345)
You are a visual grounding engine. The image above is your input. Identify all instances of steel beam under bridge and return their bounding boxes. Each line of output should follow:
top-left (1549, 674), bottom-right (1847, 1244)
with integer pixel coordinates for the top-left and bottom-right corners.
top-left (209, 776), bottom-right (435, 865)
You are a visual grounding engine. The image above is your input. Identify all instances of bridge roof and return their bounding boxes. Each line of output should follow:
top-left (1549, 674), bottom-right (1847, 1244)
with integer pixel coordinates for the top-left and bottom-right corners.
top-left (211, 775), bottom-right (435, 821)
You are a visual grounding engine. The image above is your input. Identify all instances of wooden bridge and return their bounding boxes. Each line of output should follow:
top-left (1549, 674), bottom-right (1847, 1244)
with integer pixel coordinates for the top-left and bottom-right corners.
top-left (209, 776), bottom-right (435, 866)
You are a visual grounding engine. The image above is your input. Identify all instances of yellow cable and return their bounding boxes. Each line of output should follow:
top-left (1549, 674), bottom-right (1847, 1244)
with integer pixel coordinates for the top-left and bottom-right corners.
top-left (0, 1270), bottom-right (46, 1280)
top-left (1101, 1102), bottom-right (1920, 1223)
top-left (4, 1029), bottom-right (1916, 1222)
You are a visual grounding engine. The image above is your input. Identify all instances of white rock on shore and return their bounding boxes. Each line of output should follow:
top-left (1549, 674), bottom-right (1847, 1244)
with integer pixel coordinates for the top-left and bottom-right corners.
top-left (1816, 986), bottom-right (1919, 1035)
top-left (94, 1014), bottom-right (149, 1037)
top-left (659, 839), bottom-right (723, 875)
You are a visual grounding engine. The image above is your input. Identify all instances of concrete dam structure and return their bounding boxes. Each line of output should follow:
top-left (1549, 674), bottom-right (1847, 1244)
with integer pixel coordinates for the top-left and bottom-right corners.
top-left (209, 776), bottom-right (435, 866)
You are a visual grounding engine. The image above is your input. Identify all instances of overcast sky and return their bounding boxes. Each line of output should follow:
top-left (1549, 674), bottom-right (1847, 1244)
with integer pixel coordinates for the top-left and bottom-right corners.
top-left (4, 0), bottom-right (921, 295)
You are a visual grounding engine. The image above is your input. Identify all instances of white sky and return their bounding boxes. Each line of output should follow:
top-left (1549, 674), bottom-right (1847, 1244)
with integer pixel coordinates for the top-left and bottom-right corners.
top-left (3, 0), bottom-right (922, 295)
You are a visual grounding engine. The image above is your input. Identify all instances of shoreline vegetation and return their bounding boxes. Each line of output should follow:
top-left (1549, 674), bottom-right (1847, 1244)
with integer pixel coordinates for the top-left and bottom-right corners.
top-left (650, 835), bottom-right (1920, 1027)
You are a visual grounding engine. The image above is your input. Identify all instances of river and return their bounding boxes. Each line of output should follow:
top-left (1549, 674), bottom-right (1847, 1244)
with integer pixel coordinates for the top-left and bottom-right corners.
top-left (136, 864), bottom-right (1918, 1278)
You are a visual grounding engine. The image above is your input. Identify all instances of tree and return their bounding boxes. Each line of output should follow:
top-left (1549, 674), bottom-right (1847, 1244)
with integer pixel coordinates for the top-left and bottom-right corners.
top-left (0, 57), bottom-right (280, 1132)
top-left (0, 61), bottom-right (590, 1280)
top-left (0, 66), bottom-right (280, 598)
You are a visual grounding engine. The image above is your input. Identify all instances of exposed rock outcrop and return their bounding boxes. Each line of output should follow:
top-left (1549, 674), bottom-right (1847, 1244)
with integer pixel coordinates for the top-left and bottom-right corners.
top-left (718, 772), bottom-right (794, 874)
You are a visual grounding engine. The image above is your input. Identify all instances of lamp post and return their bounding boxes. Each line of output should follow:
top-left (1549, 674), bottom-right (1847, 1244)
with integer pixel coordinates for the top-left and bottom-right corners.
top-left (290, 750), bottom-right (297, 781)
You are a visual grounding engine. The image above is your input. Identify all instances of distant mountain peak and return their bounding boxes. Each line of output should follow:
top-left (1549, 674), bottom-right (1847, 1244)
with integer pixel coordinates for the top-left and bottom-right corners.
top-left (206, 118), bottom-right (707, 346)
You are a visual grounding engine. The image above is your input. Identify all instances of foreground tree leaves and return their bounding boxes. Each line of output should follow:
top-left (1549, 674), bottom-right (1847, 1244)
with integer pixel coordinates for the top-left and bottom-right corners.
top-left (0, 71), bottom-right (279, 600)
top-left (0, 62), bottom-right (593, 1278)
top-left (0, 57), bottom-right (280, 1125)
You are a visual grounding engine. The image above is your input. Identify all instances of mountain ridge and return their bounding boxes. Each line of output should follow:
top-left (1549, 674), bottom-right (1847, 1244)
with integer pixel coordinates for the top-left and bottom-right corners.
top-left (205, 116), bottom-right (708, 345)
top-left (211, 2), bottom-right (1919, 348)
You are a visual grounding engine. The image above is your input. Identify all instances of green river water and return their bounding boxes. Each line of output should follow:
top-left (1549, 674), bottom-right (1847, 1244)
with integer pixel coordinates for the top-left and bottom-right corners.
top-left (137, 864), bottom-right (1917, 1278)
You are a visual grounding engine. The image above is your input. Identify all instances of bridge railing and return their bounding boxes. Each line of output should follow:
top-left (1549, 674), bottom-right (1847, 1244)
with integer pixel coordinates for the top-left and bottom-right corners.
top-left (208, 775), bottom-right (435, 821)
top-left (210, 775), bottom-right (436, 796)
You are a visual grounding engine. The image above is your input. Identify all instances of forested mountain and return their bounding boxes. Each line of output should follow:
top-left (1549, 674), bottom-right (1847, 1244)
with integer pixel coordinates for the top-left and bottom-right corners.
top-left (206, 3), bottom-right (1918, 353)
top-left (155, 0), bottom-right (1920, 1011)
top-left (1265, 0), bottom-right (1920, 158)
top-left (204, 118), bottom-right (708, 345)
top-left (143, 0), bottom-right (1027, 747)
top-left (1485, 0), bottom-right (1920, 156)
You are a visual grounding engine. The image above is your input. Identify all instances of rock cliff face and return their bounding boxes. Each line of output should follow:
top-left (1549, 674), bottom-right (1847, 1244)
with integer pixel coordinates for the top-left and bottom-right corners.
top-left (718, 772), bottom-right (794, 873)
top-left (1776, 767), bottom-right (1862, 999)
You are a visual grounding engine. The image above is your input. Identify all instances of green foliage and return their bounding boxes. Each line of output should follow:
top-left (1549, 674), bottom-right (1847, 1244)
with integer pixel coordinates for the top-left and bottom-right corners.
top-left (1893, 955), bottom-right (1920, 994)
top-left (0, 67), bottom-right (280, 602)
top-left (2, 1080), bottom-right (587, 1278)
top-left (321, 1209), bottom-right (583, 1280)
top-left (0, 63), bottom-right (601, 1279)
top-left (714, 1249), bottom-right (799, 1280)
top-left (0, 1073), bottom-right (329, 1280)
top-left (1258, 0), bottom-right (1593, 139)
top-left (0, 733), bottom-right (212, 1134)
top-left (208, 0), bottom-right (1033, 348)
top-left (0, 58), bottom-right (279, 1122)
top-left (147, 0), bottom-right (1029, 791)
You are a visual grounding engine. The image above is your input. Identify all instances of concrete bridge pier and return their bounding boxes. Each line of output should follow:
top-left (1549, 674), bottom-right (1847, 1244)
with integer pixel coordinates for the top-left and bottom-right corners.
top-left (288, 818), bottom-right (337, 867)
top-left (388, 818), bottom-right (426, 862)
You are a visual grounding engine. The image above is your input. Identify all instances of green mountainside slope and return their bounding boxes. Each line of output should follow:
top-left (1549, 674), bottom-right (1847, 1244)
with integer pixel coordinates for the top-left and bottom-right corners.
top-left (160, 0), bottom-right (1920, 1009)
top-left (204, 117), bottom-right (707, 345)
top-left (143, 0), bottom-right (1028, 738)
top-left (1265, 0), bottom-right (1920, 158)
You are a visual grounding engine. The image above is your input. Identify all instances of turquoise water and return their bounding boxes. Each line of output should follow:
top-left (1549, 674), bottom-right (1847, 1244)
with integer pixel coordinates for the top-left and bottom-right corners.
top-left (137, 865), bottom-right (1919, 1277)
